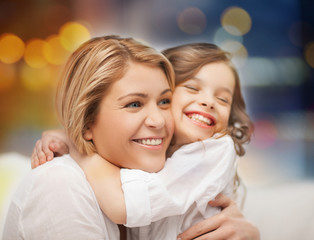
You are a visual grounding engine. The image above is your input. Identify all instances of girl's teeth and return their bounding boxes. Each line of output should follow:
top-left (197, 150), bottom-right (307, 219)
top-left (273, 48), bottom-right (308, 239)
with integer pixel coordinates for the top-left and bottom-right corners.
top-left (189, 114), bottom-right (212, 125)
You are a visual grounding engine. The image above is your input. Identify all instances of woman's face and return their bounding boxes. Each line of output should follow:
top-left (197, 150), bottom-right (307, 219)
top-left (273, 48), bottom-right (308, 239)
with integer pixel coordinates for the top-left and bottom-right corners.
top-left (171, 62), bottom-right (235, 147)
top-left (84, 62), bottom-right (174, 172)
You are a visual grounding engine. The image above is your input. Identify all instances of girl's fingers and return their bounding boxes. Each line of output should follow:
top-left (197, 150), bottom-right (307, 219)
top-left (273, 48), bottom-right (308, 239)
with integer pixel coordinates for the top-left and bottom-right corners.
top-left (31, 147), bottom-right (39, 169)
top-left (35, 140), bottom-right (47, 165)
top-left (49, 141), bottom-right (69, 157)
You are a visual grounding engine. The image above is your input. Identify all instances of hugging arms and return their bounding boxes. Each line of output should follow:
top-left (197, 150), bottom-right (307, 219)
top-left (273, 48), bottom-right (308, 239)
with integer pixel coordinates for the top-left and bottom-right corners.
top-left (3, 36), bottom-right (259, 240)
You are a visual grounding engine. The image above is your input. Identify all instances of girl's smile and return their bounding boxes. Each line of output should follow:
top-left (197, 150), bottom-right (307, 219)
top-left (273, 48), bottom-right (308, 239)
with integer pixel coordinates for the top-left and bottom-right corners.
top-left (171, 62), bottom-right (235, 148)
top-left (185, 111), bottom-right (216, 128)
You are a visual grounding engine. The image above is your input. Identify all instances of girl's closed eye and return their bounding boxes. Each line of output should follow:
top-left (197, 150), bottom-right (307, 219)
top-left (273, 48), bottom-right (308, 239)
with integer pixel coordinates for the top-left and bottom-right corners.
top-left (217, 96), bottom-right (230, 104)
top-left (184, 85), bottom-right (199, 91)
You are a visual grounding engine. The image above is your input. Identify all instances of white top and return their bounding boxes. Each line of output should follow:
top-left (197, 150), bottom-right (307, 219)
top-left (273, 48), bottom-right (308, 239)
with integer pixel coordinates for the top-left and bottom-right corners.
top-left (2, 155), bottom-right (119, 240)
top-left (121, 135), bottom-right (237, 239)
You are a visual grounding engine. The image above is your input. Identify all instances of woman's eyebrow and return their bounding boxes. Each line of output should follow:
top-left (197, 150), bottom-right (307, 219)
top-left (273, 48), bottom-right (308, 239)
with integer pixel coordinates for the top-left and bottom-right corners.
top-left (118, 88), bottom-right (171, 101)
top-left (160, 88), bottom-right (172, 96)
top-left (117, 93), bottom-right (147, 101)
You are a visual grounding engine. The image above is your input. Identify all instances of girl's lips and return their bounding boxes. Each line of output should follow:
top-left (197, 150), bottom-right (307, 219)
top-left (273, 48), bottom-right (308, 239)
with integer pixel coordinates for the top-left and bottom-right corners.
top-left (185, 111), bottom-right (216, 128)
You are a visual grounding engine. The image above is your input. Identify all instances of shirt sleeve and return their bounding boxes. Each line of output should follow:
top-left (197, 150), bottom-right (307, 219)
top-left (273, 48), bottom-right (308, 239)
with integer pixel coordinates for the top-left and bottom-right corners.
top-left (20, 163), bottom-right (107, 240)
top-left (121, 135), bottom-right (237, 227)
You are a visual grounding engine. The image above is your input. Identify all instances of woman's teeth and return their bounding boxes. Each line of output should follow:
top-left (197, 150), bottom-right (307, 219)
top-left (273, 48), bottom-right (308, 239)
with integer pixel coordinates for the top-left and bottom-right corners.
top-left (134, 139), bottom-right (162, 146)
top-left (188, 113), bottom-right (212, 125)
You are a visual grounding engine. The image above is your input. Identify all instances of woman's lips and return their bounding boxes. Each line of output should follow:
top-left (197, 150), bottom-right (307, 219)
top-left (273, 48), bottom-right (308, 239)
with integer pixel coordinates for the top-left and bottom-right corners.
top-left (132, 137), bottom-right (163, 150)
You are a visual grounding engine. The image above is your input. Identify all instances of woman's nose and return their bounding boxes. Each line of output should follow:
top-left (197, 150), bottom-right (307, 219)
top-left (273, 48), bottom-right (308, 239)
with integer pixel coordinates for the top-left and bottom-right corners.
top-left (145, 108), bottom-right (166, 129)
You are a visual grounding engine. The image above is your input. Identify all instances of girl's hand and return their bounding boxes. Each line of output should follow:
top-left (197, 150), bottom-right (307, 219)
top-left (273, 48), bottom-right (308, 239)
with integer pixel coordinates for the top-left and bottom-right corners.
top-left (177, 194), bottom-right (260, 240)
top-left (31, 129), bottom-right (69, 169)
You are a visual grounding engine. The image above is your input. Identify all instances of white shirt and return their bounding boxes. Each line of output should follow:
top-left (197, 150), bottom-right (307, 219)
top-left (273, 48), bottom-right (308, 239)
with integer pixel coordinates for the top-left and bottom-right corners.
top-left (2, 155), bottom-right (119, 240)
top-left (121, 135), bottom-right (237, 240)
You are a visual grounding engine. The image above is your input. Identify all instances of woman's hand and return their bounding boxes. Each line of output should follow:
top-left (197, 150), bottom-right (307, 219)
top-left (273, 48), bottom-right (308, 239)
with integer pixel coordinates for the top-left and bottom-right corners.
top-left (31, 129), bottom-right (69, 169)
top-left (177, 194), bottom-right (260, 240)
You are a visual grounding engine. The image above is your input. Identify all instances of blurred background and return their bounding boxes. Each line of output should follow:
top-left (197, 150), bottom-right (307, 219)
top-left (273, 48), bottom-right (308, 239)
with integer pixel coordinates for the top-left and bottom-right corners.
top-left (0, 0), bottom-right (314, 238)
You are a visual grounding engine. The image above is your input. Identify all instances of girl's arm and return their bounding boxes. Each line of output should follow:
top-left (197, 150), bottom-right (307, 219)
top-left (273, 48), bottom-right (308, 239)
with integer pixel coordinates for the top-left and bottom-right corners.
top-left (122, 135), bottom-right (237, 227)
top-left (78, 154), bottom-right (127, 224)
top-left (32, 132), bottom-right (236, 227)
top-left (31, 129), bottom-right (127, 224)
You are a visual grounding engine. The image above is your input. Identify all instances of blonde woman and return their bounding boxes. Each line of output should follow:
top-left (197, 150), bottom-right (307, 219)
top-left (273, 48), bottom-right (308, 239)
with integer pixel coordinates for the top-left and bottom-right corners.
top-left (2, 35), bottom-right (175, 239)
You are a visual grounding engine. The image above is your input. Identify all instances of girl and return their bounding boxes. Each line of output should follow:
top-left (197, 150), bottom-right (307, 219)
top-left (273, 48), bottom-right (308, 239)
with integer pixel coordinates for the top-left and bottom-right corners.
top-left (32, 42), bottom-right (257, 240)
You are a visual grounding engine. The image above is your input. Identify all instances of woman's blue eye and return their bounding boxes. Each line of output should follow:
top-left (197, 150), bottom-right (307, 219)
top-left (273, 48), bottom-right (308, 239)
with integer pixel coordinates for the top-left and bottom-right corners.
top-left (159, 98), bottom-right (171, 105)
top-left (125, 102), bottom-right (142, 108)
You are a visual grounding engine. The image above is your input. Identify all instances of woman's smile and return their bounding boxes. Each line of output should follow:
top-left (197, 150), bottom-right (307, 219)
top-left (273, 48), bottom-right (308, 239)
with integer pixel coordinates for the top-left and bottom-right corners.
top-left (132, 137), bottom-right (164, 150)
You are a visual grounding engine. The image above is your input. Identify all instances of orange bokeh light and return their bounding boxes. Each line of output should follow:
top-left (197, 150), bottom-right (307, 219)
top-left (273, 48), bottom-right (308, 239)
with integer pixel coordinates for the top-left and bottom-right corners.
top-left (0, 33), bottom-right (25, 64)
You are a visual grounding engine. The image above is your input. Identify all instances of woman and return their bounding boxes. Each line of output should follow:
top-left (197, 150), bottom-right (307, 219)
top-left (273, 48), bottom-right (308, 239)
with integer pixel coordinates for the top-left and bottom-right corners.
top-left (8, 35), bottom-right (259, 239)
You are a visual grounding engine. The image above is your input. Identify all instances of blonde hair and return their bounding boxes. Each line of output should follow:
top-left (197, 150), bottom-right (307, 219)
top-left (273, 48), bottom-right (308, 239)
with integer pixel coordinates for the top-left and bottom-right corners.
top-left (57, 35), bottom-right (175, 155)
top-left (163, 43), bottom-right (253, 157)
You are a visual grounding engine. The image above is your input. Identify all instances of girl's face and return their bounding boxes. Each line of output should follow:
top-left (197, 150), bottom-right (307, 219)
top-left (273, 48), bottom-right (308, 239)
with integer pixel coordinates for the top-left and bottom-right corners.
top-left (84, 62), bottom-right (174, 172)
top-left (171, 62), bottom-right (235, 147)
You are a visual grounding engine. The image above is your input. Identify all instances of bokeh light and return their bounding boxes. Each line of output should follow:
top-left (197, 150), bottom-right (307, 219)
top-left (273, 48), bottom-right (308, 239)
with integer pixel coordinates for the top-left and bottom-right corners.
top-left (221, 7), bottom-right (252, 36)
top-left (177, 8), bottom-right (207, 35)
top-left (59, 22), bottom-right (91, 52)
top-left (20, 63), bottom-right (53, 91)
top-left (24, 39), bottom-right (49, 68)
top-left (304, 41), bottom-right (314, 68)
top-left (0, 33), bottom-right (25, 64)
top-left (252, 119), bottom-right (278, 149)
top-left (43, 35), bottom-right (71, 65)
top-left (213, 27), bottom-right (243, 46)
top-left (220, 40), bottom-right (248, 67)
top-left (0, 63), bottom-right (16, 92)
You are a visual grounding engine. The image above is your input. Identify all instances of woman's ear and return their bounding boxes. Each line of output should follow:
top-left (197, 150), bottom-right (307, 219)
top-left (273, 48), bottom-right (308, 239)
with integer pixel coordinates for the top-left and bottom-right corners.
top-left (83, 127), bottom-right (93, 141)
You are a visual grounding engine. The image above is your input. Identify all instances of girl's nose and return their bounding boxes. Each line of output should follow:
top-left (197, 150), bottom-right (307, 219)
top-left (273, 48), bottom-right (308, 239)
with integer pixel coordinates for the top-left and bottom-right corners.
top-left (200, 102), bottom-right (214, 109)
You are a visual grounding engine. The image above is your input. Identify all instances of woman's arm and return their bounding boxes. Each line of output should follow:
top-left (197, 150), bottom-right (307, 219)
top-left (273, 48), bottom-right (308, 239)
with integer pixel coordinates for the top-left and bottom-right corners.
top-left (177, 194), bottom-right (260, 240)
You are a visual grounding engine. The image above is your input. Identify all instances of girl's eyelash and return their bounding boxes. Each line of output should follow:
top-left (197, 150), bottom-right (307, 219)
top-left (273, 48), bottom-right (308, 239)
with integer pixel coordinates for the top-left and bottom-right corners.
top-left (184, 85), bottom-right (198, 91)
top-left (217, 97), bottom-right (229, 104)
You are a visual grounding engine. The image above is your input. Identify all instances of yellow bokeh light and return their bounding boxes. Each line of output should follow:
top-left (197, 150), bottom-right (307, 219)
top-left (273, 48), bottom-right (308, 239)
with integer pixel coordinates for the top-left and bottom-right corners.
top-left (0, 33), bottom-right (25, 64)
top-left (305, 42), bottom-right (314, 68)
top-left (24, 39), bottom-right (49, 68)
top-left (20, 63), bottom-right (53, 91)
top-left (221, 7), bottom-right (252, 36)
top-left (43, 35), bottom-right (71, 65)
top-left (0, 63), bottom-right (16, 92)
top-left (177, 8), bottom-right (207, 35)
top-left (59, 22), bottom-right (90, 52)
